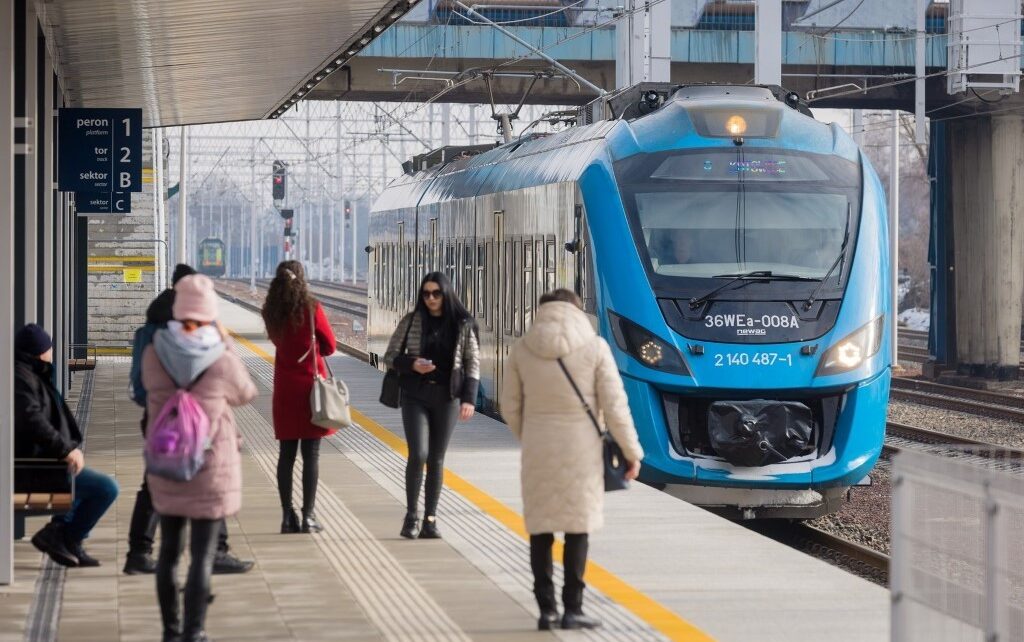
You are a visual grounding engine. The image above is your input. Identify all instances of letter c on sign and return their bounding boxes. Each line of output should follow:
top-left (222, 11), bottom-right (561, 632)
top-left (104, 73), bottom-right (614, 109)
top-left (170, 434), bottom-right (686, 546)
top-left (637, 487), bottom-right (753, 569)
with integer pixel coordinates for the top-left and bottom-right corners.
top-left (115, 198), bottom-right (126, 212)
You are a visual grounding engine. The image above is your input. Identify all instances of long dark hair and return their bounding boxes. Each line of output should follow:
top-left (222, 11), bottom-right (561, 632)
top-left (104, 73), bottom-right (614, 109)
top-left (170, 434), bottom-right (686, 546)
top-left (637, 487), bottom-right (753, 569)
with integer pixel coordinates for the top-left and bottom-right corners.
top-left (262, 260), bottom-right (314, 339)
top-left (414, 272), bottom-right (474, 337)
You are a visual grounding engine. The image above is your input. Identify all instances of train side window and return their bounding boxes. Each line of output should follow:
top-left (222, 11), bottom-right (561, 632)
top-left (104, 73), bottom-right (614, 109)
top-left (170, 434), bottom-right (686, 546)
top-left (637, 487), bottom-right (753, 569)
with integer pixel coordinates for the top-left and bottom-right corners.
top-left (477, 243), bottom-right (486, 321)
top-left (430, 218), bottom-right (438, 271)
top-left (504, 240), bottom-right (514, 336)
top-left (536, 240), bottom-right (544, 300)
top-left (389, 244), bottom-right (396, 310)
top-left (512, 239), bottom-right (522, 337)
top-left (545, 239), bottom-right (556, 293)
top-left (523, 240), bottom-right (533, 329)
top-left (483, 242), bottom-right (492, 326)
top-left (463, 242), bottom-right (473, 313)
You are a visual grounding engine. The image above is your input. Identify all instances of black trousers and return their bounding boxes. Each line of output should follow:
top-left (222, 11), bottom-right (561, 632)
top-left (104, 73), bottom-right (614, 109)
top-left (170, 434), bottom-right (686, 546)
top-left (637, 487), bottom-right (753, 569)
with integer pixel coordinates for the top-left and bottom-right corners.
top-left (277, 438), bottom-right (322, 514)
top-left (530, 533), bottom-right (589, 614)
top-left (400, 396), bottom-right (459, 517)
top-left (157, 516), bottom-right (220, 638)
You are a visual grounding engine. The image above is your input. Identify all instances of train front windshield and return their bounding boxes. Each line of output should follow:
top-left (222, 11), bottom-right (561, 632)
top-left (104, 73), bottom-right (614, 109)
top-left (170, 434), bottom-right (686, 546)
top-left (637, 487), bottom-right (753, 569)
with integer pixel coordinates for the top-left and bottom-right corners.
top-left (201, 244), bottom-right (222, 267)
top-left (616, 148), bottom-right (861, 293)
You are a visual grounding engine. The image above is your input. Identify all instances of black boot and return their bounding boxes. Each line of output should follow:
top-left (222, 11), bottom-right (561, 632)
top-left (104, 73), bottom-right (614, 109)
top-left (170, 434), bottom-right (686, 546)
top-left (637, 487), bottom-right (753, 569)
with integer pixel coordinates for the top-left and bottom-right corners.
top-left (561, 612), bottom-right (602, 630)
top-left (418, 516), bottom-right (441, 539)
top-left (212, 551), bottom-right (254, 574)
top-left (400, 514), bottom-right (420, 539)
top-left (280, 509), bottom-right (300, 534)
top-left (67, 541), bottom-right (101, 567)
top-left (124, 551), bottom-right (157, 575)
top-left (31, 522), bottom-right (79, 567)
top-left (535, 586), bottom-right (559, 630)
top-left (301, 512), bottom-right (323, 534)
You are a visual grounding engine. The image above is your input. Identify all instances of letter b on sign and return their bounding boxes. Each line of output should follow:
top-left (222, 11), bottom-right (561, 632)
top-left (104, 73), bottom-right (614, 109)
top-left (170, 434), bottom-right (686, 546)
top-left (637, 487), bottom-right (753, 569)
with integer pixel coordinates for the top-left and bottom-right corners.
top-left (120, 172), bottom-right (132, 189)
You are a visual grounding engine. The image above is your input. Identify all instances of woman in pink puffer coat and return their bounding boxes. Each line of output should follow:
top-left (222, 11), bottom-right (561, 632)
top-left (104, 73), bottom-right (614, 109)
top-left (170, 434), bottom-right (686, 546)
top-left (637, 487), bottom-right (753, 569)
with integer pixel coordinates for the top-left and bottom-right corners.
top-left (142, 275), bottom-right (257, 642)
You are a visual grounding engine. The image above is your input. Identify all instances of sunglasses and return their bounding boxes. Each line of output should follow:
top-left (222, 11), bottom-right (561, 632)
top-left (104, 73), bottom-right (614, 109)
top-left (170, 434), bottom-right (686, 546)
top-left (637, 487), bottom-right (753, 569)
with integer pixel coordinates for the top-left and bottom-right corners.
top-left (421, 289), bottom-right (443, 300)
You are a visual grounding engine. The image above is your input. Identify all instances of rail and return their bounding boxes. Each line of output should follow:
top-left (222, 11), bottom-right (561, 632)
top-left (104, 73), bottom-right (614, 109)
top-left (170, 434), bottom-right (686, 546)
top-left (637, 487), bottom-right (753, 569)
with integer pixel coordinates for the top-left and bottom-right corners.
top-left (216, 288), bottom-right (370, 363)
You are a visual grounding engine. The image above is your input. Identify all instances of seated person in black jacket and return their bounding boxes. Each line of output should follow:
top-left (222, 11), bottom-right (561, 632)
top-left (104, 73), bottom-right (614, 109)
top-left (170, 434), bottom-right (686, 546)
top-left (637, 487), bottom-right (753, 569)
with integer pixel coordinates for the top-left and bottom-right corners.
top-left (15, 324), bottom-right (119, 568)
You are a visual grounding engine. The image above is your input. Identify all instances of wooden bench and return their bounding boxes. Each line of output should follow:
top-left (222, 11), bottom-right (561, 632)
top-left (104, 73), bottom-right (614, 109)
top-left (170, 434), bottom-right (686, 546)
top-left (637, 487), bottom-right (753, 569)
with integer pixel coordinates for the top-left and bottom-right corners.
top-left (68, 343), bottom-right (98, 372)
top-left (13, 459), bottom-right (74, 540)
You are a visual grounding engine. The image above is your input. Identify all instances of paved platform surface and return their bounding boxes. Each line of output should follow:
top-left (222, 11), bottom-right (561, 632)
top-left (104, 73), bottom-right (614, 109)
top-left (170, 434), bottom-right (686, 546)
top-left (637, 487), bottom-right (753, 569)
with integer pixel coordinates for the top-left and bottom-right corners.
top-left (1, 296), bottom-right (890, 641)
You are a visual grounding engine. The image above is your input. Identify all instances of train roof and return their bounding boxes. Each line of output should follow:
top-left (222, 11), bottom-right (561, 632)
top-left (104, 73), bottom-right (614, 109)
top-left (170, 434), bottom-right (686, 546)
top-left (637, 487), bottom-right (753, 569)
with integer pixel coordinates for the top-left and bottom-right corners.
top-left (372, 85), bottom-right (859, 214)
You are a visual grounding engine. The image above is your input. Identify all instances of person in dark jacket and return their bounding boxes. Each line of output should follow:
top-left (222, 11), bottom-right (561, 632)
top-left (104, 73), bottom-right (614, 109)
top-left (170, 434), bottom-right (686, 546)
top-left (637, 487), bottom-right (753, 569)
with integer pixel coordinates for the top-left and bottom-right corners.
top-left (383, 272), bottom-right (480, 540)
top-left (15, 324), bottom-right (119, 568)
top-left (123, 264), bottom-right (253, 576)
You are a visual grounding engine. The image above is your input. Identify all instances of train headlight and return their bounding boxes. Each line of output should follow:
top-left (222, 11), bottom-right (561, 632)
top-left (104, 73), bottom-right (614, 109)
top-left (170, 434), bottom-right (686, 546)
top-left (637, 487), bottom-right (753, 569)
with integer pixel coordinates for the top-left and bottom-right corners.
top-left (725, 115), bottom-right (747, 136)
top-left (816, 316), bottom-right (884, 376)
top-left (609, 311), bottom-right (689, 375)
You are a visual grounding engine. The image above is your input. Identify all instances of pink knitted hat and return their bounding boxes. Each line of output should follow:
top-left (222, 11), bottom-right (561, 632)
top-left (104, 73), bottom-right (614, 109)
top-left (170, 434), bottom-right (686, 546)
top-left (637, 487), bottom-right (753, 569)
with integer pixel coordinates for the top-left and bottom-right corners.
top-left (173, 274), bottom-right (218, 323)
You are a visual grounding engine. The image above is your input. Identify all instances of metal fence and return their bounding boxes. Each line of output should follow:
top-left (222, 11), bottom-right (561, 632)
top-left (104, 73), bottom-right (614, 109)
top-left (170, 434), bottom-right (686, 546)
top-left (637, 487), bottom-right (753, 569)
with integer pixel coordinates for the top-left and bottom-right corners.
top-left (891, 447), bottom-right (1024, 642)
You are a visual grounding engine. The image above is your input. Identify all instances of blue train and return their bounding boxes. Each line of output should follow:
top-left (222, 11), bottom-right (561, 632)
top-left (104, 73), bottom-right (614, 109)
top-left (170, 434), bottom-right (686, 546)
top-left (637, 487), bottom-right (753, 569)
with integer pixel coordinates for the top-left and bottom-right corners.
top-left (367, 84), bottom-right (890, 518)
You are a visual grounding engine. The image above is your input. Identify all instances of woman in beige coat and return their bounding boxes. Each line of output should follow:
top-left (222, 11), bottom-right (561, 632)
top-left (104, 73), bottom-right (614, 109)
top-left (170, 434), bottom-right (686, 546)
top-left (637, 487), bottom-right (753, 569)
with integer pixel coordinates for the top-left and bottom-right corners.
top-left (499, 289), bottom-right (643, 631)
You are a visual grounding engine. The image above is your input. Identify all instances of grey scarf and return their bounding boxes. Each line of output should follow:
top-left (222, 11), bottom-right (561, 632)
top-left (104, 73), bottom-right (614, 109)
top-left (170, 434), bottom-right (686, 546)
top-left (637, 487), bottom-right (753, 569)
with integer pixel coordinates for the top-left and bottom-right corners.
top-left (153, 328), bottom-right (226, 388)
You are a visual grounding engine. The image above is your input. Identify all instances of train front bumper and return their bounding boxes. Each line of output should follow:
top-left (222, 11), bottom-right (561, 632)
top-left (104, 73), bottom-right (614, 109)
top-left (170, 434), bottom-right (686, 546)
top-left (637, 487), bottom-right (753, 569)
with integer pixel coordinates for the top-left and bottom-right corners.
top-left (625, 368), bottom-right (889, 490)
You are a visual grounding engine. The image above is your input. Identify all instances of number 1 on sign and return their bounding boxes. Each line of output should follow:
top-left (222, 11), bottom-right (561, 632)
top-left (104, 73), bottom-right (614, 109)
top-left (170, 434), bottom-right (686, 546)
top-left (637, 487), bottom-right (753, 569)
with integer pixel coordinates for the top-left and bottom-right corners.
top-left (123, 118), bottom-right (130, 136)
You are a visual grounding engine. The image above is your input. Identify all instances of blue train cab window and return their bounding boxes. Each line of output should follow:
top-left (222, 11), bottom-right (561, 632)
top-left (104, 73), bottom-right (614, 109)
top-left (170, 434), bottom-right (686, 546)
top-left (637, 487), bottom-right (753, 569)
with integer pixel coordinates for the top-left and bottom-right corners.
top-left (615, 148), bottom-right (861, 297)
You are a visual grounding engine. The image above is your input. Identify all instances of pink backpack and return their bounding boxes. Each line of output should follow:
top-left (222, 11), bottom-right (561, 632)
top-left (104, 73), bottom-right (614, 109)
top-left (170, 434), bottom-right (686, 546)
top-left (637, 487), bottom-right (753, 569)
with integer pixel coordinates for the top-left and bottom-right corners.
top-left (144, 387), bottom-right (211, 482)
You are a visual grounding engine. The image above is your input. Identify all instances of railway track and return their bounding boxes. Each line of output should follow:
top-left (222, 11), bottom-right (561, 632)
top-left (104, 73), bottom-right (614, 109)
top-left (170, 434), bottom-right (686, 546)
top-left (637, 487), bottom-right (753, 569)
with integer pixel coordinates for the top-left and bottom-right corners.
top-left (890, 377), bottom-right (1024, 422)
top-left (215, 288), bottom-right (370, 362)
top-left (224, 278), bottom-right (367, 319)
top-left (750, 522), bottom-right (889, 585)
top-left (884, 421), bottom-right (1024, 465)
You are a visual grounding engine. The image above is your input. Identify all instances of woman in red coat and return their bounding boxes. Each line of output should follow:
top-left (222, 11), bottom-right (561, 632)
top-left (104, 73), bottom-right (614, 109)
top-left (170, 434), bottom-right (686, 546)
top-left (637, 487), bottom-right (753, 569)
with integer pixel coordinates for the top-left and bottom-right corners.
top-left (261, 261), bottom-right (337, 534)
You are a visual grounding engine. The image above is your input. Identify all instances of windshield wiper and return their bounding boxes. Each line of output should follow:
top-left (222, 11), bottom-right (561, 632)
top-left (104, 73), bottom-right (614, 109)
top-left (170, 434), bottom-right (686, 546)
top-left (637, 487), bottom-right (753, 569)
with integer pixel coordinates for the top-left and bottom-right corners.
top-left (802, 248), bottom-right (846, 310)
top-left (688, 270), bottom-right (772, 309)
top-left (803, 203), bottom-right (853, 310)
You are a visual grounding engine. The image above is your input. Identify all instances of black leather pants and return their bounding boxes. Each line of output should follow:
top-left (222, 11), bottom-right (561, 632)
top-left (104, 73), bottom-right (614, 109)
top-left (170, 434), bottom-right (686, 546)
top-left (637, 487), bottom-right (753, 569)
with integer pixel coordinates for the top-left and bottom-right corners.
top-left (156, 516), bottom-right (220, 638)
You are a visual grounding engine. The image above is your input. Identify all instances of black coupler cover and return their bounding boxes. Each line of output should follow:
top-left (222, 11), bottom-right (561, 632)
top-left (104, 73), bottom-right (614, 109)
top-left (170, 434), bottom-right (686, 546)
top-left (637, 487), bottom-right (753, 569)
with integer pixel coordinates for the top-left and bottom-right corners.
top-left (708, 400), bottom-right (814, 467)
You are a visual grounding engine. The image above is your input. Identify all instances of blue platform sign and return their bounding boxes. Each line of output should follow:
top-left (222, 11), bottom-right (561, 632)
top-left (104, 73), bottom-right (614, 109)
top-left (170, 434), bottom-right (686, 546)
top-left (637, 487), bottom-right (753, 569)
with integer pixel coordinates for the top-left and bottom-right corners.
top-left (75, 191), bottom-right (131, 214)
top-left (58, 108), bottom-right (143, 193)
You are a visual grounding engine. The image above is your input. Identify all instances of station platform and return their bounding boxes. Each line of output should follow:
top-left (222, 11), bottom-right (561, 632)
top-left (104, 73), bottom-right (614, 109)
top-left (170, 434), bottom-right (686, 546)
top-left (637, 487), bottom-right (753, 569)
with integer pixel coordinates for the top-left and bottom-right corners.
top-left (3, 298), bottom-right (889, 641)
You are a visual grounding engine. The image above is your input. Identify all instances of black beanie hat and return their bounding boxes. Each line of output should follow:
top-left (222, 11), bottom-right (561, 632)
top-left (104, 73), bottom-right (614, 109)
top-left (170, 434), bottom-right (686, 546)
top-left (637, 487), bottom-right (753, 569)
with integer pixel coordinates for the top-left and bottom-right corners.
top-left (172, 263), bottom-right (197, 285)
top-left (15, 323), bottom-right (53, 356)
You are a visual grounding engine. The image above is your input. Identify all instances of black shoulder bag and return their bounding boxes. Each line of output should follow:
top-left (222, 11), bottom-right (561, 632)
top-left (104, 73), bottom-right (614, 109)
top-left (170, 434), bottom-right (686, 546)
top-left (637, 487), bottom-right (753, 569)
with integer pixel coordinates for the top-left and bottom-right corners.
top-left (379, 316), bottom-right (414, 408)
top-left (556, 358), bottom-right (629, 492)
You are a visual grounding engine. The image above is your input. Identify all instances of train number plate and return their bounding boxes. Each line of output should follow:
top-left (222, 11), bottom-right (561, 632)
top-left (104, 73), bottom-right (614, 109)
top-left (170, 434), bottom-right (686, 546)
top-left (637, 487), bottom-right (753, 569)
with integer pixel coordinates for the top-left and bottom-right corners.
top-left (713, 352), bottom-right (795, 367)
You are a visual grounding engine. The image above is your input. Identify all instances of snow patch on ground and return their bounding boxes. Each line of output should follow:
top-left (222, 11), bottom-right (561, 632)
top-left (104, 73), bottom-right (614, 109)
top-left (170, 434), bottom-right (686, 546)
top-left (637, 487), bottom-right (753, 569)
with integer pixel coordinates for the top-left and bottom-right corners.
top-left (898, 308), bottom-right (930, 332)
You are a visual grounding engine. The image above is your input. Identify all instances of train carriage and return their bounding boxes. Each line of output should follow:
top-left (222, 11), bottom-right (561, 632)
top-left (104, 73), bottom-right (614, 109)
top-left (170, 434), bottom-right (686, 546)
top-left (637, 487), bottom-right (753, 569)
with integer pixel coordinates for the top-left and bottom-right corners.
top-left (198, 238), bottom-right (226, 278)
top-left (367, 84), bottom-right (891, 519)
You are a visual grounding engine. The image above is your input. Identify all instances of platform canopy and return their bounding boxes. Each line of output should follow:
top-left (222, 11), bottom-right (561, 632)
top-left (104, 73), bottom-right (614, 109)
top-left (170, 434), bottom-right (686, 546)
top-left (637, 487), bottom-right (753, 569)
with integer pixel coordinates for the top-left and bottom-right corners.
top-left (36, 0), bottom-right (409, 127)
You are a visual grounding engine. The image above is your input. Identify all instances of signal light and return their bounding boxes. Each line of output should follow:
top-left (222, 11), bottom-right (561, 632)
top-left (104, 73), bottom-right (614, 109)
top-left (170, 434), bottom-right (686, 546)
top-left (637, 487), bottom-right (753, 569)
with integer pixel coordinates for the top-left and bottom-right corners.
top-left (272, 161), bottom-right (287, 200)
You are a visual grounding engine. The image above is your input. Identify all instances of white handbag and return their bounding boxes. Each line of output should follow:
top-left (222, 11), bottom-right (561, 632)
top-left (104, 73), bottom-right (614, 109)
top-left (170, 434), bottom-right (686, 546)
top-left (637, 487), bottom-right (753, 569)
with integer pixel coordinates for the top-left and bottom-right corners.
top-left (303, 307), bottom-right (353, 430)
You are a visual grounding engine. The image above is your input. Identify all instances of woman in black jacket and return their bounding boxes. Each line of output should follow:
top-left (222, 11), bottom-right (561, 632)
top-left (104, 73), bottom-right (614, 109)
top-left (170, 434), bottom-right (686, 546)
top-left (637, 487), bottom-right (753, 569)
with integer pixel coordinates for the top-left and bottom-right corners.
top-left (15, 324), bottom-right (119, 568)
top-left (383, 273), bottom-right (480, 540)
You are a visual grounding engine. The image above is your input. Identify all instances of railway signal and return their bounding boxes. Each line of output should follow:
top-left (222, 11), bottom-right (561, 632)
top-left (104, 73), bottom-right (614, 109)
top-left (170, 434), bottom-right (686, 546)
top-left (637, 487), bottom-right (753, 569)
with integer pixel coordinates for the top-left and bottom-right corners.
top-left (283, 218), bottom-right (293, 236)
top-left (280, 208), bottom-right (294, 220)
top-left (272, 160), bottom-right (287, 201)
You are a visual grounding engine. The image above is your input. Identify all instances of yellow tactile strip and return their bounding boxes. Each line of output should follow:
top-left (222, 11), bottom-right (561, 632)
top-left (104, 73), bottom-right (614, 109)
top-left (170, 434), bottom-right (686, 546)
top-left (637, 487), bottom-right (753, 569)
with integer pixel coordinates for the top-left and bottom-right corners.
top-left (234, 402), bottom-right (471, 642)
